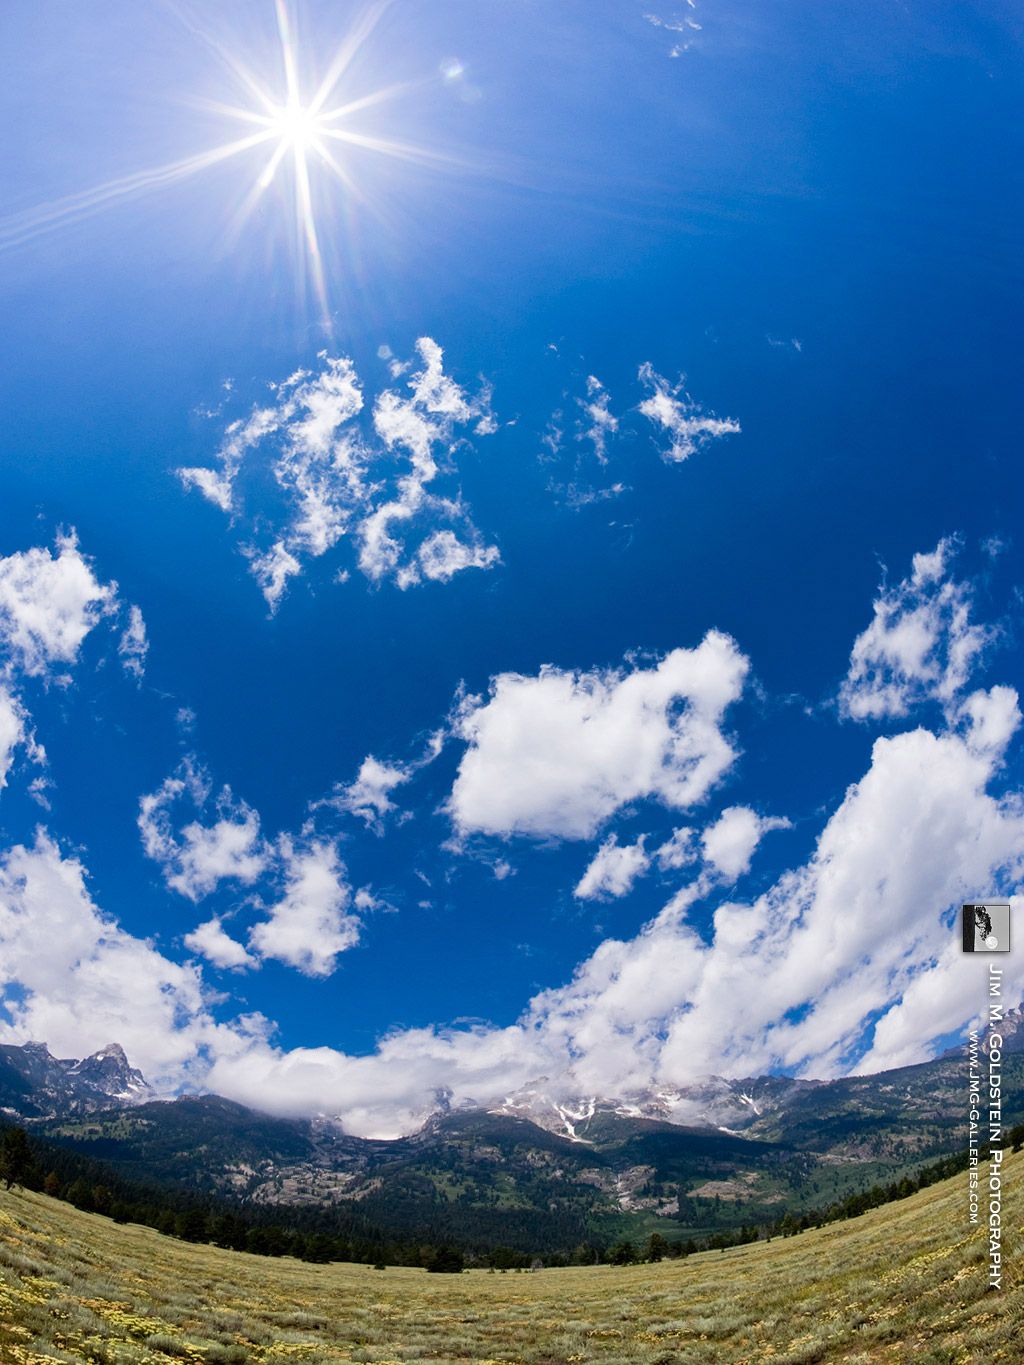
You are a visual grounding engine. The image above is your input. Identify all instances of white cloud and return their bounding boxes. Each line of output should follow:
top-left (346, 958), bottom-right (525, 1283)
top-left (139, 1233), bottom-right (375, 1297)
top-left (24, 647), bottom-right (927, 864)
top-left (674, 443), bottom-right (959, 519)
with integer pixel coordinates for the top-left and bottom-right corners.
top-left (959, 684), bottom-right (1020, 757)
top-left (3, 533), bottom-right (1019, 1138)
top-left (249, 838), bottom-right (360, 977)
top-left (138, 762), bottom-right (268, 902)
top-left (204, 1021), bottom-right (544, 1139)
top-left (118, 604), bottom-right (148, 678)
top-left (183, 917), bottom-right (255, 971)
top-left (180, 341), bottom-right (498, 608)
top-left (139, 759), bottom-right (378, 978)
top-left (167, 810), bottom-right (267, 901)
top-left (0, 532), bottom-right (117, 677)
top-left (359, 339), bottom-right (498, 588)
top-left (840, 538), bottom-right (992, 721)
top-left (3, 681), bottom-right (1021, 1137)
top-left (0, 534), bottom-right (127, 802)
top-left (700, 805), bottom-right (791, 882)
top-left (328, 755), bottom-right (411, 833)
top-left (654, 825), bottom-right (696, 871)
top-left (179, 404), bottom-right (282, 513)
top-left (0, 687), bottom-right (28, 790)
top-left (182, 354), bottom-right (363, 522)
top-left (449, 631), bottom-right (749, 839)
top-left (577, 375), bottom-right (618, 463)
top-left (643, 8), bottom-right (702, 52)
top-left (246, 540), bottom-right (302, 615)
top-left (574, 835), bottom-right (650, 901)
top-left (526, 705), bottom-right (1024, 1102)
top-left (654, 720), bottom-right (1024, 1085)
top-left (637, 363), bottom-right (740, 463)
top-left (0, 830), bottom-right (259, 1087)
top-left (417, 530), bottom-right (501, 583)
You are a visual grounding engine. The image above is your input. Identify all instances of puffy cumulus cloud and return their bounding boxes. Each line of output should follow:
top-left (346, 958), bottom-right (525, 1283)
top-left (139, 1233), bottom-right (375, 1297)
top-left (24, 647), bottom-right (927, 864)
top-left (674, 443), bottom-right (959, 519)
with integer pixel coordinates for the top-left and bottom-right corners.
top-left (637, 362), bottom-right (740, 463)
top-left (0, 687), bottom-right (29, 789)
top-left (700, 806), bottom-right (791, 882)
top-left (854, 897), bottom-right (1024, 1074)
top-left (140, 759), bottom-right (372, 979)
top-left (654, 826), bottom-right (696, 871)
top-left (959, 684), bottom-right (1020, 757)
top-left (5, 687), bottom-right (1022, 1136)
top-left (448, 631), bottom-right (749, 840)
top-left (248, 838), bottom-right (360, 978)
top-left (118, 604), bottom-right (148, 679)
top-left (0, 829), bottom-right (266, 1087)
top-left (0, 533), bottom-right (135, 803)
top-left (183, 917), bottom-right (255, 971)
top-left (373, 690), bottom-right (1021, 1117)
top-left (138, 761), bottom-right (268, 902)
top-left (327, 755), bottom-right (411, 833)
top-left (498, 702), bottom-right (1023, 1104)
top-left (204, 1020), bottom-right (546, 1139)
top-left (0, 532), bottom-right (118, 678)
top-left (179, 341), bottom-right (498, 609)
top-left (653, 718), bottom-right (1024, 1085)
top-left (574, 835), bottom-right (650, 901)
top-left (0, 830), bottom-right (529, 1134)
top-left (840, 538), bottom-right (992, 721)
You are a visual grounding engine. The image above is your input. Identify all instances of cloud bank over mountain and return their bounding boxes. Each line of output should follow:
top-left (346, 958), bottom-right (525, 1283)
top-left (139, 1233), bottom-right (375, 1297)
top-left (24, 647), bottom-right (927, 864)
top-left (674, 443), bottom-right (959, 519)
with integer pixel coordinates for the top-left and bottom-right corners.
top-left (0, 527), bottom-right (1018, 1139)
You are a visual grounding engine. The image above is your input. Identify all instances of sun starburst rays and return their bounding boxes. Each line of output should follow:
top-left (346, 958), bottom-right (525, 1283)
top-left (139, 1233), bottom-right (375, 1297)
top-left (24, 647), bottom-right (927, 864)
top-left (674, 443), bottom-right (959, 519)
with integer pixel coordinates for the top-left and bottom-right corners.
top-left (0, 1), bottom-right (440, 327)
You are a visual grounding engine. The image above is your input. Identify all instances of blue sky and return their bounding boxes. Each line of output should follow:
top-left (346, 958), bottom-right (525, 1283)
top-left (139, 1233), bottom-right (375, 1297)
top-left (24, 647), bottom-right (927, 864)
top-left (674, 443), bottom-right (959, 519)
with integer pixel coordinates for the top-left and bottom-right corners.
top-left (0, 0), bottom-right (1021, 1136)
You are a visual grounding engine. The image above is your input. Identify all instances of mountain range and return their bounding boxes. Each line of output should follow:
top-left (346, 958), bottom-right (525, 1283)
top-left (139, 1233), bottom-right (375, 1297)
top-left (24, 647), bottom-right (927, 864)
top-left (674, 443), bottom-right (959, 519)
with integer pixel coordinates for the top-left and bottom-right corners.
top-left (2, 1012), bottom-right (1021, 1252)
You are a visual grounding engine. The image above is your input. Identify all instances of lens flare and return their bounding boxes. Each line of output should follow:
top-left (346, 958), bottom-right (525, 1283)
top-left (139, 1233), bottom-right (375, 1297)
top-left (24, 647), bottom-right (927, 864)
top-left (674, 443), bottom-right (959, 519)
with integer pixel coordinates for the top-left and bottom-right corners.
top-left (0, 0), bottom-right (446, 327)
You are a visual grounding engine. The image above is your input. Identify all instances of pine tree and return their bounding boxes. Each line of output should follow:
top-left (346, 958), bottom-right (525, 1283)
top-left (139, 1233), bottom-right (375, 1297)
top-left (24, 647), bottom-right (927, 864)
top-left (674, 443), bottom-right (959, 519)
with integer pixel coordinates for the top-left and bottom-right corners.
top-left (0, 1127), bottom-right (33, 1191)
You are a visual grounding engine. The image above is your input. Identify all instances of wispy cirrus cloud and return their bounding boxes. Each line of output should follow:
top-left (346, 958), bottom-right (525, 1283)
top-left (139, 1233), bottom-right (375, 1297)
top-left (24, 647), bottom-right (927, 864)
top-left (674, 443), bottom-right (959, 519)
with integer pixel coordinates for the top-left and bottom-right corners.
top-left (637, 362), bottom-right (741, 463)
top-left (325, 755), bottom-right (412, 834)
top-left (179, 339), bottom-right (500, 611)
top-left (544, 361), bottom-right (739, 505)
top-left (118, 604), bottom-right (149, 679)
top-left (576, 375), bottom-right (618, 464)
top-left (643, 4), bottom-right (702, 57)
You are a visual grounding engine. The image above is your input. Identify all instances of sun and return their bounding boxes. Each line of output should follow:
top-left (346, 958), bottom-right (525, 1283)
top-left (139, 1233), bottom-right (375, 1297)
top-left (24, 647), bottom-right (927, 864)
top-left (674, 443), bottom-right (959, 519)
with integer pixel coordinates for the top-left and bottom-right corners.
top-left (269, 102), bottom-right (321, 152)
top-left (0, 1), bottom-right (444, 327)
top-left (205, 0), bottom-right (423, 322)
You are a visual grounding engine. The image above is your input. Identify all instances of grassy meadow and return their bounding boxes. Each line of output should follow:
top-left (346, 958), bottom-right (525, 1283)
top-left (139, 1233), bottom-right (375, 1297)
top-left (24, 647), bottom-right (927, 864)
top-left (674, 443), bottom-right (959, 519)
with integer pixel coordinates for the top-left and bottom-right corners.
top-left (0, 1150), bottom-right (1020, 1365)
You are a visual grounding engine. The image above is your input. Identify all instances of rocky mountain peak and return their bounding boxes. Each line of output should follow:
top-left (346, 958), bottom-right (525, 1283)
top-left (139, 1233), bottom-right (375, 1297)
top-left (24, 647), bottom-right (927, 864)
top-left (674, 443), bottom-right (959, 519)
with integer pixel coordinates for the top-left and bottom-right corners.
top-left (0, 1039), bottom-right (150, 1119)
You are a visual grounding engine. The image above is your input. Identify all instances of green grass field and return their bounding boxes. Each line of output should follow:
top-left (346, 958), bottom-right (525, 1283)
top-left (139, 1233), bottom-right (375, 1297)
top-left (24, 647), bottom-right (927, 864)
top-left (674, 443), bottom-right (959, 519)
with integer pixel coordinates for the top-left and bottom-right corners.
top-left (0, 1150), bottom-right (1019, 1365)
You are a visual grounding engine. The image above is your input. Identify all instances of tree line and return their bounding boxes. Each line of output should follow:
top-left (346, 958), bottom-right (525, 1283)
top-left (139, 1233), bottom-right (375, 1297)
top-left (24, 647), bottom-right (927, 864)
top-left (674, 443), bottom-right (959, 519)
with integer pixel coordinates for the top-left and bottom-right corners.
top-left (3, 1118), bottom-right (1020, 1272)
